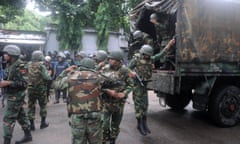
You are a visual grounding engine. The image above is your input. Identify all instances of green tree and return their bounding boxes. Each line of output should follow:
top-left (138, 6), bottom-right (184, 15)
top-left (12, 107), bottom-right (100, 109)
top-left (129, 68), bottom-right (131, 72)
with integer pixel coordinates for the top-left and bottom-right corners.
top-left (5, 10), bottom-right (52, 31)
top-left (36, 0), bottom-right (140, 51)
top-left (0, 0), bottom-right (25, 25)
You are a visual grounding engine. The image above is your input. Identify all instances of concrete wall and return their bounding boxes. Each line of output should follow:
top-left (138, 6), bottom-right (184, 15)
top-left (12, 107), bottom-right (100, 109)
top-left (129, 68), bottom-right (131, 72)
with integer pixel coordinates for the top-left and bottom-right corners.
top-left (45, 28), bottom-right (128, 55)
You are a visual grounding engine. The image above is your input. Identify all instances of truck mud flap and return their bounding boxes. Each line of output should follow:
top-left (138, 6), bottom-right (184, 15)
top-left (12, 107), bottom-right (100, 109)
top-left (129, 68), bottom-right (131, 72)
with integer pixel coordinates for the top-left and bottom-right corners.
top-left (147, 71), bottom-right (175, 95)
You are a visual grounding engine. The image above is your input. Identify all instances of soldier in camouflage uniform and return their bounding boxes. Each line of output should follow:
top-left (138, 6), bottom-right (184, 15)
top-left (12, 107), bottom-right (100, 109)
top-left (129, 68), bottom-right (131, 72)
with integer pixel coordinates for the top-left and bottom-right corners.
top-left (54, 57), bottom-right (125, 144)
top-left (150, 13), bottom-right (171, 68)
top-left (64, 50), bottom-right (75, 66)
top-left (74, 51), bottom-right (87, 66)
top-left (128, 45), bottom-right (154, 136)
top-left (27, 50), bottom-right (51, 131)
top-left (101, 51), bottom-right (134, 144)
top-left (128, 30), bottom-right (145, 60)
top-left (94, 50), bottom-right (108, 71)
top-left (0, 45), bottom-right (32, 144)
top-left (127, 40), bottom-right (175, 136)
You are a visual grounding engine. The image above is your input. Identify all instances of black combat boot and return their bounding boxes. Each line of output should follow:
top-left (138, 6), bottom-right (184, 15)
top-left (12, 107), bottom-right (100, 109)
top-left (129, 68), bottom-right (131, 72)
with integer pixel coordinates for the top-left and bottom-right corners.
top-left (4, 137), bottom-right (11, 144)
top-left (110, 138), bottom-right (115, 144)
top-left (40, 117), bottom-right (49, 129)
top-left (30, 120), bottom-right (35, 131)
top-left (15, 129), bottom-right (32, 144)
top-left (142, 116), bottom-right (151, 134)
top-left (137, 118), bottom-right (147, 136)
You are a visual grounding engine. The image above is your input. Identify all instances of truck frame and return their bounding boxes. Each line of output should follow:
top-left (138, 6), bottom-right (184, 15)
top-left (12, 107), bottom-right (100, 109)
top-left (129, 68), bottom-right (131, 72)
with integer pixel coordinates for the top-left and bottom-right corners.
top-left (129, 0), bottom-right (240, 127)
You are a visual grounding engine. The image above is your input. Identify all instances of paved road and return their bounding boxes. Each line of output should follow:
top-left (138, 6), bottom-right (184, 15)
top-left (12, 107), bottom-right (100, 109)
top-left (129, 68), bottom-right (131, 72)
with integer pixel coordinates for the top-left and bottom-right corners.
top-left (1, 91), bottom-right (240, 144)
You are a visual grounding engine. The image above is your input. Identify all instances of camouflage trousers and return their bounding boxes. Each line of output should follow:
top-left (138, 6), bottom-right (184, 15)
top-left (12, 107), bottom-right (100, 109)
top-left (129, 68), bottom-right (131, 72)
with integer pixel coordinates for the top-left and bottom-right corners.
top-left (102, 101), bottom-right (125, 141)
top-left (132, 83), bottom-right (148, 118)
top-left (3, 99), bottom-right (30, 138)
top-left (71, 112), bottom-right (102, 144)
top-left (28, 86), bottom-right (48, 120)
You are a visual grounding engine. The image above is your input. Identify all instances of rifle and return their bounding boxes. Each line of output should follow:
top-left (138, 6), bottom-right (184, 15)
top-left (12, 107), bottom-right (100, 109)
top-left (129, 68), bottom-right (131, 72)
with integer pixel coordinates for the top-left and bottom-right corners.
top-left (133, 68), bottom-right (144, 86)
top-left (0, 56), bottom-right (4, 81)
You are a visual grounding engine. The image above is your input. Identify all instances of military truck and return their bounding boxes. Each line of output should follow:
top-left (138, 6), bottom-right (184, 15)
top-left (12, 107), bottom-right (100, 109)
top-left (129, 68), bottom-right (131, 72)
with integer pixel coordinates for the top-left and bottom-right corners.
top-left (129, 0), bottom-right (240, 127)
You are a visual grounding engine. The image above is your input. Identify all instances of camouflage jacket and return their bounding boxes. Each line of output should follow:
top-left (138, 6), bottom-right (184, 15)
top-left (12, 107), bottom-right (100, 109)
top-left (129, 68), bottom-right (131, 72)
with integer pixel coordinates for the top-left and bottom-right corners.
top-left (28, 61), bottom-right (51, 86)
top-left (4, 59), bottom-right (28, 100)
top-left (54, 68), bottom-right (103, 114)
top-left (101, 64), bottom-right (134, 103)
top-left (128, 53), bottom-right (152, 81)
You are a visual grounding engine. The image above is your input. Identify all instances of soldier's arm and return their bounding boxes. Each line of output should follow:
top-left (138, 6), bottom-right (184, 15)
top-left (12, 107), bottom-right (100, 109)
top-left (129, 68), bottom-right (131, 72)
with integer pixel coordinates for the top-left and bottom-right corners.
top-left (151, 39), bottom-right (175, 62)
top-left (5, 64), bottom-right (28, 89)
top-left (41, 65), bottom-right (51, 81)
top-left (128, 56), bottom-right (137, 70)
top-left (122, 68), bottom-right (135, 97)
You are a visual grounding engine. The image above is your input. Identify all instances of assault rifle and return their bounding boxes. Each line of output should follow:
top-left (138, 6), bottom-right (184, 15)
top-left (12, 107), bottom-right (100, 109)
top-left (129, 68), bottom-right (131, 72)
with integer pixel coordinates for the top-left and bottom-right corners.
top-left (0, 56), bottom-right (4, 81)
top-left (133, 68), bottom-right (144, 86)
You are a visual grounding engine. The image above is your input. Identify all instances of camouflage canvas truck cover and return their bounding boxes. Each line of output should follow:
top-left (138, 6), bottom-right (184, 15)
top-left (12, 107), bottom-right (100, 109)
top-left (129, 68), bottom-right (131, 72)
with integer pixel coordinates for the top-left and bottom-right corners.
top-left (129, 0), bottom-right (240, 127)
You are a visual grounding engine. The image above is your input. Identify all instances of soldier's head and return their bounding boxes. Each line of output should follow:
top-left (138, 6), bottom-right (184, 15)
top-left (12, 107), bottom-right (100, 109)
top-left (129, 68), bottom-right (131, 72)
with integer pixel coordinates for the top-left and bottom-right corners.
top-left (79, 57), bottom-right (96, 69)
top-left (150, 13), bottom-right (158, 24)
top-left (64, 50), bottom-right (71, 58)
top-left (108, 50), bottom-right (124, 69)
top-left (48, 51), bottom-right (52, 57)
top-left (75, 51), bottom-right (87, 61)
top-left (2, 45), bottom-right (21, 63)
top-left (133, 30), bottom-right (143, 40)
top-left (31, 50), bottom-right (44, 61)
top-left (95, 50), bottom-right (107, 64)
top-left (57, 52), bottom-right (66, 62)
top-left (140, 44), bottom-right (153, 59)
top-left (45, 56), bottom-right (51, 62)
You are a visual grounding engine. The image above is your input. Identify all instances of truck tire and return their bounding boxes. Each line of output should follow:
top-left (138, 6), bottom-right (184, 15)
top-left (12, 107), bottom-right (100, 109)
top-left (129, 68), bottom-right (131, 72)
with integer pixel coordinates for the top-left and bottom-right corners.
top-left (209, 85), bottom-right (240, 127)
top-left (166, 92), bottom-right (191, 110)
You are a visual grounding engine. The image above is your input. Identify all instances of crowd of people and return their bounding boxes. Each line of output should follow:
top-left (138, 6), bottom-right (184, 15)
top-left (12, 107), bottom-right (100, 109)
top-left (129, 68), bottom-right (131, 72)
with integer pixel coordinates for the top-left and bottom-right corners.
top-left (0, 13), bottom-right (176, 144)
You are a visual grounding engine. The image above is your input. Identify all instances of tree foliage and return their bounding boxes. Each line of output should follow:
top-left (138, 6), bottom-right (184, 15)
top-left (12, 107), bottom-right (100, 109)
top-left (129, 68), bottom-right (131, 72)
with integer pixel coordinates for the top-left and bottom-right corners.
top-left (36, 0), bottom-right (142, 51)
top-left (0, 0), bottom-right (25, 24)
top-left (5, 10), bottom-right (52, 31)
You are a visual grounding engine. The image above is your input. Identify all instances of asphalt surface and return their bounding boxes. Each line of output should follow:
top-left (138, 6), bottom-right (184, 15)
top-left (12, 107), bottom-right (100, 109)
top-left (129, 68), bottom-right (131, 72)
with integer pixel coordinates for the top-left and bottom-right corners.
top-left (1, 91), bottom-right (240, 144)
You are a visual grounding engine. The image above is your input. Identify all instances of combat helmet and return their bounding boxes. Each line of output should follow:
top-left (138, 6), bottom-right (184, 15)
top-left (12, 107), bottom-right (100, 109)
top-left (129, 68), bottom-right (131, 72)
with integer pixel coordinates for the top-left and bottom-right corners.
top-left (57, 52), bottom-right (66, 58)
top-left (140, 45), bottom-right (153, 56)
top-left (76, 51), bottom-right (87, 58)
top-left (95, 50), bottom-right (107, 62)
top-left (133, 30), bottom-right (143, 39)
top-left (79, 57), bottom-right (95, 69)
top-left (108, 50), bottom-right (124, 61)
top-left (31, 50), bottom-right (44, 61)
top-left (3, 45), bottom-right (21, 56)
top-left (150, 13), bottom-right (158, 20)
top-left (45, 56), bottom-right (51, 62)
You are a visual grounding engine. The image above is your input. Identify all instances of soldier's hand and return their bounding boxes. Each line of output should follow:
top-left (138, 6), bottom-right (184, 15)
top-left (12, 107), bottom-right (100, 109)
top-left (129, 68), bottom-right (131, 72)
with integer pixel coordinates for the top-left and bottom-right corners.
top-left (129, 71), bottom-right (136, 78)
top-left (166, 39), bottom-right (175, 49)
top-left (105, 89), bottom-right (126, 99)
top-left (0, 80), bottom-right (12, 88)
top-left (117, 92), bottom-right (126, 99)
top-left (98, 61), bottom-right (106, 67)
top-left (104, 89), bottom-right (117, 97)
top-left (65, 65), bottom-right (77, 73)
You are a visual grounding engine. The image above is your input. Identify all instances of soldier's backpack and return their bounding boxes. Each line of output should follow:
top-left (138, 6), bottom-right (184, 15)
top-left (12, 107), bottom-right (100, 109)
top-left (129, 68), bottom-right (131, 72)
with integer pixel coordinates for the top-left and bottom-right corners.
top-left (67, 70), bottom-right (102, 114)
top-left (28, 62), bottom-right (45, 85)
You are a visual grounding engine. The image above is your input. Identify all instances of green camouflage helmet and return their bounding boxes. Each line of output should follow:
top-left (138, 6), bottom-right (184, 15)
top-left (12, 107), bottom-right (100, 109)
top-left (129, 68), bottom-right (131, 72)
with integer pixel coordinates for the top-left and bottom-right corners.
top-left (3, 45), bottom-right (21, 56)
top-left (31, 50), bottom-right (44, 61)
top-left (76, 51), bottom-right (87, 58)
top-left (140, 44), bottom-right (153, 56)
top-left (133, 30), bottom-right (143, 39)
top-left (150, 13), bottom-right (158, 20)
top-left (95, 50), bottom-right (107, 62)
top-left (79, 57), bottom-right (95, 69)
top-left (108, 50), bottom-right (124, 61)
